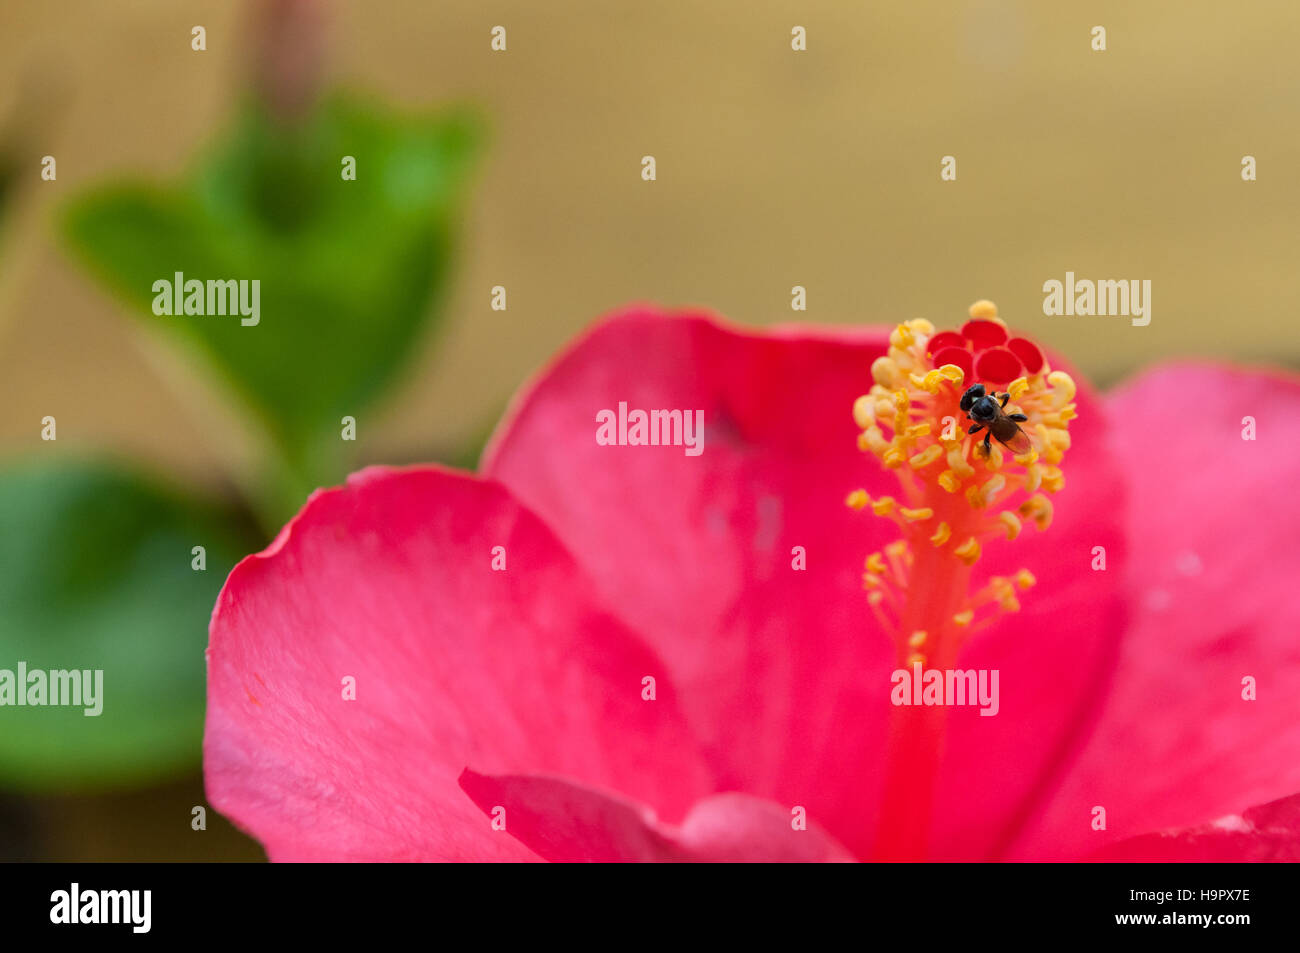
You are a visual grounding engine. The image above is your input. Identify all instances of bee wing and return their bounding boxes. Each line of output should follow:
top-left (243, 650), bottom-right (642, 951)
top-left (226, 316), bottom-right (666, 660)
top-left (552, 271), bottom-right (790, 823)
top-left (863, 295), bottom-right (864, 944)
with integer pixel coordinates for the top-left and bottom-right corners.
top-left (1003, 425), bottom-right (1033, 455)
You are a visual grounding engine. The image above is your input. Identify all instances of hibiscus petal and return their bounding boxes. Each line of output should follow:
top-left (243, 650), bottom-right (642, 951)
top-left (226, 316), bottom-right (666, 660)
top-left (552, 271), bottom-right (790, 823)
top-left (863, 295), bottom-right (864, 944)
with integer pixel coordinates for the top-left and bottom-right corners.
top-left (1008, 364), bottom-right (1300, 860)
top-left (1089, 790), bottom-right (1300, 862)
top-left (205, 465), bottom-right (712, 861)
top-left (483, 308), bottom-right (902, 856)
top-left (459, 768), bottom-right (855, 862)
top-left (483, 308), bottom-right (1127, 859)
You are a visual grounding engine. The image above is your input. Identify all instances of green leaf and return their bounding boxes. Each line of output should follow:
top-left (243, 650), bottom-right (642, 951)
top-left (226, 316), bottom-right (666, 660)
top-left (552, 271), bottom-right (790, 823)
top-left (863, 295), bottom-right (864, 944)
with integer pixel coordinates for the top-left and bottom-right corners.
top-left (62, 94), bottom-right (483, 516)
top-left (0, 462), bottom-right (256, 791)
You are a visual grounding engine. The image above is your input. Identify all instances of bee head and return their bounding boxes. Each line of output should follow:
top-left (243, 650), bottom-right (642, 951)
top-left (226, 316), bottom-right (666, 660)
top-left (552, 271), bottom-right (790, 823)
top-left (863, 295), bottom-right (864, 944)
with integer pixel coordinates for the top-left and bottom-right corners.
top-left (959, 383), bottom-right (986, 413)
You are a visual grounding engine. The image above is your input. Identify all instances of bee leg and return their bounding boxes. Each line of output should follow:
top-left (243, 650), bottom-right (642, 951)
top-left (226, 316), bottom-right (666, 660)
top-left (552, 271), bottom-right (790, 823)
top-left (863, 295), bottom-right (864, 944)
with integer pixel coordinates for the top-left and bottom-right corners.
top-left (1008, 413), bottom-right (1028, 422)
top-left (998, 392), bottom-right (1010, 408)
top-left (982, 431), bottom-right (992, 455)
top-left (968, 423), bottom-right (985, 435)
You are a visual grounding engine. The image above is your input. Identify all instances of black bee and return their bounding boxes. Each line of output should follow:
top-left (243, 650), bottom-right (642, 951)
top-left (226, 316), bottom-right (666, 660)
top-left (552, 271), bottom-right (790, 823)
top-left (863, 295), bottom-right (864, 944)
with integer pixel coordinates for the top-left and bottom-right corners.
top-left (960, 383), bottom-right (1031, 456)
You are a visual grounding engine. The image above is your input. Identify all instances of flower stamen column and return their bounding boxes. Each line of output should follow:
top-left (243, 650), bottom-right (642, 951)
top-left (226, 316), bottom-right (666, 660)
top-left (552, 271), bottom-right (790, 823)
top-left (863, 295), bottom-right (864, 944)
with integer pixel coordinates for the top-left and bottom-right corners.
top-left (846, 301), bottom-right (1076, 860)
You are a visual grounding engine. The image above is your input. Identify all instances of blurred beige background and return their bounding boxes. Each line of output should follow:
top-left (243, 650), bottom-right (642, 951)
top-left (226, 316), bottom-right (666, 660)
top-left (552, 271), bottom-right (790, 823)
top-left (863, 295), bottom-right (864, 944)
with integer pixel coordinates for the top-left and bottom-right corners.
top-left (1, 0), bottom-right (1297, 487)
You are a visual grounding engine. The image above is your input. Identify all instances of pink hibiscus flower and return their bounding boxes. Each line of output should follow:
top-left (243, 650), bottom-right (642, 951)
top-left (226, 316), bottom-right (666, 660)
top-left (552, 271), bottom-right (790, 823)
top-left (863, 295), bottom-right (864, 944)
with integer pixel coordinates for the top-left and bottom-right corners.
top-left (203, 301), bottom-right (1300, 862)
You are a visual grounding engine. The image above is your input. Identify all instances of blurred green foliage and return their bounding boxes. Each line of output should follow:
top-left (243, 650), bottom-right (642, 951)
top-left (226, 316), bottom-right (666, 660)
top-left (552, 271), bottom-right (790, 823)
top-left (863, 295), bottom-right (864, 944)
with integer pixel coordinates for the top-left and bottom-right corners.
top-left (0, 463), bottom-right (253, 790)
top-left (0, 93), bottom-right (482, 792)
top-left (64, 95), bottom-right (482, 524)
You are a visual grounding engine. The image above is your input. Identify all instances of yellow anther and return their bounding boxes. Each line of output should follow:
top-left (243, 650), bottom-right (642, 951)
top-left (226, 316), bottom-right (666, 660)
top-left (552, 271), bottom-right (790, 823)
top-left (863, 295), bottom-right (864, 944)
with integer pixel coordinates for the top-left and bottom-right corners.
top-left (906, 652), bottom-right (927, 668)
top-left (884, 539), bottom-right (910, 562)
top-left (937, 363), bottom-right (965, 384)
top-left (867, 591), bottom-right (884, 607)
top-left (908, 630), bottom-right (928, 648)
top-left (909, 444), bottom-right (944, 469)
top-left (904, 423), bottom-right (933, 439)
top-left (938, 470), bottom-right (961, 494)
top-left (965, 474), bottom-right (1005, 510)
top-left (1047, 370), bottom-right (1076, 403)
top-left (862, 573), bottom-right (881, 590)
top-left (853, 395), bottom-right (875, 429)
top-left (907, 318), bottom-right (935, 335)
top-left (1041, 430), bottom-right (1069, 465)
top-left (1040, 466), bottom-right (1065, 493)
top-left (871, 356), bottom-right (897, 387)
top-left (1014, 450), bottom-right (1039, 466)
top-left (920, 369), bottom-right (947, 393)
top-left (900, 507), bottom-right (934, 522)
top-left (1019, 494), bottom-right (1054, 530)
top-left (1000, 594), bottom-right (1021, 612)
top-left (882, 447), bottom-right (907, 469)
top-left (865, 552), bottom-right (887, 574)
top-left (969, 300), bottom-right (998, 320)
top-left (1025, 463), bottom-right (1043, 493)
top-left (1008, 376), bottom-right (1030, 400)
top-left (892, 389), bottom-right (910, 412)
top-left (890, 325), bottom-right (916, 348)
top-left (871, 496), bottom-right (897, 516)
top-left (947, 447), bottom-right (975, 479)
top-left (1014, 569), bottom-right (1037, 590)
top-left (862, 427), bottom-right (889, 454)
top-left (930, 522), bottom-right (952, 546)
top-left (998, 511), bottom-right (1022, 540)
top-left (953, 537), bottom-right (982, 565)
top-left (845, 489), bottom-right (869, 511)
top-left (983, 444), bottom-right (1004, 471)
top-left (874, 398), bottom-right (894, 420)
top-left (953, 609), bottom-right (974, 627)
